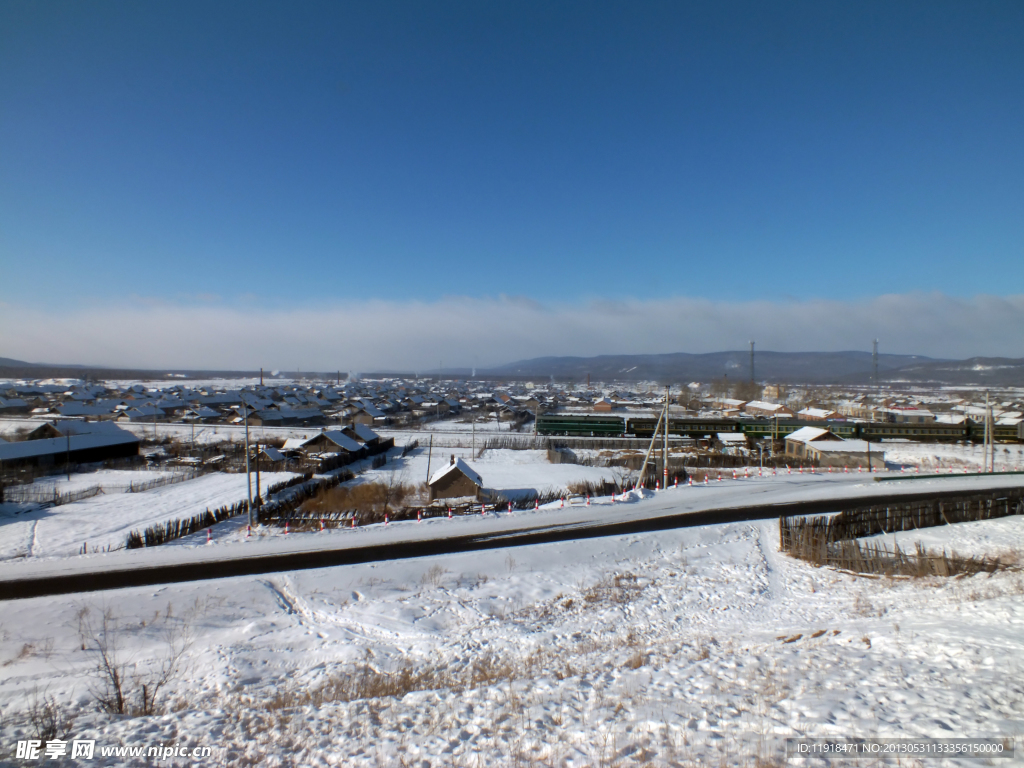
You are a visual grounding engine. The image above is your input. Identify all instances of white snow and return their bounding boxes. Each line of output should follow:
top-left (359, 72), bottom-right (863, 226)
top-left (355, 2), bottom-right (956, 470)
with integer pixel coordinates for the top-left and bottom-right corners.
top-left (0, 482), bottom-right (1021, 766)
top-left (0, 471), bottom-right (298, 561)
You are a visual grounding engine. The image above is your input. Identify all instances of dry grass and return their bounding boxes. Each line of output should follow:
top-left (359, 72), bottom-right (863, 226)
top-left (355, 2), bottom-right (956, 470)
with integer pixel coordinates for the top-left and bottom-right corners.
top-left (301, 479), bottom-right (424, 522)
top-left (580, 572), bottom-right (644, 606)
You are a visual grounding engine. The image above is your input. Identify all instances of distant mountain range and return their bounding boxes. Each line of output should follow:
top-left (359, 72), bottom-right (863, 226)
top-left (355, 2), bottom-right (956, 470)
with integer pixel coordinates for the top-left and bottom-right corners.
top-left (483, 351), bottom-right (1024, 386)
top-left (3, 352), bottom-right (1023, 386)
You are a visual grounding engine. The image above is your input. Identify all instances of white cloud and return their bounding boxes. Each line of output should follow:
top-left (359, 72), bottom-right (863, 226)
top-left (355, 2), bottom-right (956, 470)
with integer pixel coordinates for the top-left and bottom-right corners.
top-left (2, 292), bottom-right (1022, 371)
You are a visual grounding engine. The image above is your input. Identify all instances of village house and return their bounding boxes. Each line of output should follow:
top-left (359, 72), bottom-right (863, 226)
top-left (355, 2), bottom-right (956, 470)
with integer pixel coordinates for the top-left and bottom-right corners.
top-left (784, 426), bottom-right (842, 459)
top-left (428, 455), bottom-right (484, 502)
top-left (744, 401), bottom-right (795, 418)
top-left (803, 439), bottom-right (884, 469)
top-left (797, 407), bottom-right (840, 422)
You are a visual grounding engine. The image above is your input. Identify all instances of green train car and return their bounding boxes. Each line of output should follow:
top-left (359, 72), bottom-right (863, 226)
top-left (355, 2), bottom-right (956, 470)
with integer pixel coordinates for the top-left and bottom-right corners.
top-left (535, 414), bottom-right (626, 437)
top-left (536, 413), bottom-right (1022, 443)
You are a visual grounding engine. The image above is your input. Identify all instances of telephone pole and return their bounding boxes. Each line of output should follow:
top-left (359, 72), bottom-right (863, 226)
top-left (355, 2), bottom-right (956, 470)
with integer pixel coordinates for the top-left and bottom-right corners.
top-left (872, 339), bottom-right (879, 389)
top-left (663, 387), bottom-right (669, 489)
top-left (244, 400), bottom-right (253, 527)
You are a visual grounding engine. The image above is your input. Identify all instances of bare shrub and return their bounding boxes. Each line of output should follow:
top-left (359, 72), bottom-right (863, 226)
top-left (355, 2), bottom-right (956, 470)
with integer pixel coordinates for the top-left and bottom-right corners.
top-left (420, 564), bottom-right (448, 588)
top-left (25, 690), bottom-right (75, 742)
top-left (77, 604), bottom-right (195, 717)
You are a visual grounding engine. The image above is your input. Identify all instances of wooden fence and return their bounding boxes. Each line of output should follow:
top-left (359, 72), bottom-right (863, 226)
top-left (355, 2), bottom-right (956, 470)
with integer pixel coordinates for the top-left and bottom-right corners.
top-left (779, 488), bottom-right (1024, 576)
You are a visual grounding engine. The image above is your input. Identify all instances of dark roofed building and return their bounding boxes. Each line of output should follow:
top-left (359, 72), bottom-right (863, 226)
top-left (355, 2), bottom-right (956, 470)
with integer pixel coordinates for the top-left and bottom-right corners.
top-left (0, 428), bottom-right (140, 467)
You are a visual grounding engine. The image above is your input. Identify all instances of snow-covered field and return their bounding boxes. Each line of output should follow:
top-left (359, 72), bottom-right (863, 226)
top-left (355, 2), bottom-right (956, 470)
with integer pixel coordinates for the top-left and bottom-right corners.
top-left (881, 441), bottom-right (1024, 472)
top-left (0, 471), bottom-right (297, 561)
top-left (13, 469), bottom-right (183, 496)
top-left (363, 448), bottom-right (626, 499)
top-left (1, 495), bottom-right (1022, 766)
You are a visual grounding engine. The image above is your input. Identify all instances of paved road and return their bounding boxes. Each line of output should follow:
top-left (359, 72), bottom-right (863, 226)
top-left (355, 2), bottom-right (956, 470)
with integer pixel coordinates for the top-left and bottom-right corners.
top-left (3, 483), bottom-right (1019, 601)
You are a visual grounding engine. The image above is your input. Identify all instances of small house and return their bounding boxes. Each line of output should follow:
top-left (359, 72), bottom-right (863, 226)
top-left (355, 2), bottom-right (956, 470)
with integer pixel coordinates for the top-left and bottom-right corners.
top-left (428, 455), bottom-right (484, 502)
top-left (784, 426), bottom-right (841, 459)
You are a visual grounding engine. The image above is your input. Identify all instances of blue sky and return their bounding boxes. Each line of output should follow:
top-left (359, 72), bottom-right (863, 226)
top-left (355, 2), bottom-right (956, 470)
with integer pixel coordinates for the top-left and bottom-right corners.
top-left (1, 2), bottom-right (1022, 368)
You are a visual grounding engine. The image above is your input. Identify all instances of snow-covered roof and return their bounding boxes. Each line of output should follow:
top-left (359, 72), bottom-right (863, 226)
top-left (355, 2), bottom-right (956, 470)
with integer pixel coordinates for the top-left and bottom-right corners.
top-left (429, 457), bottom-right (483, 488)
top-left (744, 401), bottom-right (788, 412)
top-left (347, 423), bottom-right (380, 443)
top-left (0, 431), bottom-right (139, 461)
top-left (797, 408), bottom-right (835, 419)
top-left (302, 430), bottom-right (363, 453)
top-left (259, 446), bottom-right (285, 462)
top-left (717, 433), bottom-right (747, 444)
top-left (39, 420), bottom-right (129, 437)
top-left (785, 426), bottom-right (838, 444)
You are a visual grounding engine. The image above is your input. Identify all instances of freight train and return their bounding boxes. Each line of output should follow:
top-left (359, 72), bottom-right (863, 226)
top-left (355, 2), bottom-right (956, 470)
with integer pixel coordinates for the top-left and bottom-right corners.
top-left (536, 414), bottom-right (1023, 443)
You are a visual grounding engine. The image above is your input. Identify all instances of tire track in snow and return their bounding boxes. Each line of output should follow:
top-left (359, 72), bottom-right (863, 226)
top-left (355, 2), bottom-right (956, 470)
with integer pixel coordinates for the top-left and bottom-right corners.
top-left (26, 520), bottom-right (39, 559)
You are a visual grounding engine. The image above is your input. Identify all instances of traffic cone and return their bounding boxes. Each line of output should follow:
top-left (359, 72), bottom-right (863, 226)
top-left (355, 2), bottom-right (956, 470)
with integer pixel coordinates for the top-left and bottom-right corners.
top-left (535, 498), bottom-right (539, 510)
top-left (656, 481), bottom-right (660, 490)
top-left (674, 477), bottom-right (678, 488)
top-left (733, 470), bottom-right (737, 480)
top-left (319, 519), bottom-right (325, 532)
top-left (560, 497), bottom-right (564, 508)
top-left (586, 494), bottom-right (590, 507)
top-left (351, 516), bottom-right (356, 528)
top-left (688, 477), bottom-right (693, 486)
top-left (703, 476), bottom-right (708, 485)
top-left (448, 507), bottom-right (452, 519)
top-left (206, 528), bottom-right (212, 543)
top-left (284, 521), bottom-right (289, 535)
top-left (385, 513), bottom-right (389, 525)
top-left (481, 503), bottom-right (486, 515)
top-left (417, 509), bottom-right (422, 522)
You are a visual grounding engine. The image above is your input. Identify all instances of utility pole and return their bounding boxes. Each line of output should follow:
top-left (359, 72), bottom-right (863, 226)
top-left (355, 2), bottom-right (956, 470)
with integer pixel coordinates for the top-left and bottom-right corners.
top-left (255, 441), bottom-right (261, 506)
top-left (663, 386), bottom-right (669, 489)
top-left (245, 401), bottom-right (253, 527)
top-left (425, 434), bottom-right (434, 484)
top-left (872, 340), bottom-right (879, 390)
top-left (985, 392), bottom-right (994, 472)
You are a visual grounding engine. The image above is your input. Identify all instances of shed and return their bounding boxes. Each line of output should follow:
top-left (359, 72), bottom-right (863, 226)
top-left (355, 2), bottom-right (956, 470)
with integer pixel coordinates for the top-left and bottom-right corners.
top-left (784, 426), bottom-right (842, 459)
top-left (428, 455), bottom-right (484, 502)
top-left (804, 440), bottom-right (885, 469)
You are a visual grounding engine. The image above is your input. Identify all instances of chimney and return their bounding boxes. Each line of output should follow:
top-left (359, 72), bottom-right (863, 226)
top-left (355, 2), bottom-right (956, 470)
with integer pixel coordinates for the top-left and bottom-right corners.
top-left (450, 454), bottom-right (456, 465)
